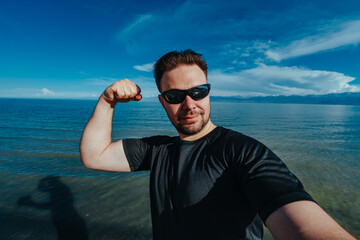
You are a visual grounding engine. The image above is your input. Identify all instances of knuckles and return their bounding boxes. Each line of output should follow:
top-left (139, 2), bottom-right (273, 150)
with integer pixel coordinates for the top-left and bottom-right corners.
top-left (106, 79), bottom-right (141, 102)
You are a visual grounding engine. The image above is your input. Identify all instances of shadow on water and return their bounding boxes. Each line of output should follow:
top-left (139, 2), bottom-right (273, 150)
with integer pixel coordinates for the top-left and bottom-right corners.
top-left (17, 175), bottom-right (88, 240)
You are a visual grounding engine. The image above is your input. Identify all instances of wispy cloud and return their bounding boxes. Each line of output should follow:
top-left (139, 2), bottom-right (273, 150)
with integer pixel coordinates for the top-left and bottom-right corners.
top-left (115, 1), bottom-right (268, 55)
top-left (80, 72), bottom-right (118, 86)
top-left (0, 88), bottom-right (99, 99)
top-left (85, 75), bottom-right (158, 97)
top-left (117, 14), bottom-right (153, 40)
top-left (134, 62), bottom-right (154, 72)
top-left (219, 40), bottom-right (273, 68)
top-left (209, 64), bottom-right (359, 97)
top-left (86, 77), bottom-right (118, 86)
top-left (266, 20), bottom-right (360, 61)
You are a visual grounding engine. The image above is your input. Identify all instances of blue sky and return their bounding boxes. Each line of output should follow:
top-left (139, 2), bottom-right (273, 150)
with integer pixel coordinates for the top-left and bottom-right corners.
top-left (1, 0), bottom-right (360, 99)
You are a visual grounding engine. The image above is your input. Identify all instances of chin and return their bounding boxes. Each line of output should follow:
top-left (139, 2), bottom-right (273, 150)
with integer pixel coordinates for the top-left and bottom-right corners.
top-left (176, 122), bottom-right (204, 136)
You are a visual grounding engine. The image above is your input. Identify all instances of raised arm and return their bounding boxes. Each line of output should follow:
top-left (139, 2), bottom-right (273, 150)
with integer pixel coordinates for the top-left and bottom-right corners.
top-left (266, 200), bottom-right (357, 240)
top-left (80, 79), bottom-right (142, 172)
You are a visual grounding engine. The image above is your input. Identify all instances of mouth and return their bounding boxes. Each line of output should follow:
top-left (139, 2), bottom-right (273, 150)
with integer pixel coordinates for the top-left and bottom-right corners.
top-left (181, 115), bottom-right (198, 122)
top-left (178, 110), bottom-right (201, 123)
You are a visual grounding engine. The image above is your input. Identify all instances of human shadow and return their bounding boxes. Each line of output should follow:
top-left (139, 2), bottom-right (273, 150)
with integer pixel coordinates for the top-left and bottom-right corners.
top-left (17, 175), bottom-right (88, 240)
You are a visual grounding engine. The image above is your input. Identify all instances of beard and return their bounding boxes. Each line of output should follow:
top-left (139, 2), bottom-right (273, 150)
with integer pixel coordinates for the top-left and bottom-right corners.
top-left (174, 109), bottom-right (210, 136)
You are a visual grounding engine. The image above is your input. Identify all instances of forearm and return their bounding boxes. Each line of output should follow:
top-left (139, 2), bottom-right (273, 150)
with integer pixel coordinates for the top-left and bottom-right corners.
top-left (80, 94), bottom-right (115, 168)
top-left (267, 201), bottom-right (357, 240)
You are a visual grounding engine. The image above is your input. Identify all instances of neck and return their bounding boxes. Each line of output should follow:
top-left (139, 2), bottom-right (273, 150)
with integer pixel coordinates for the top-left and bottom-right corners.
top-left (179, 120), bottom-right (217, 141)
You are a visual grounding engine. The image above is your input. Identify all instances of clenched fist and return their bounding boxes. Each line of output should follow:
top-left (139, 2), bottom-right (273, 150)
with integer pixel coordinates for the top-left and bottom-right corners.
top-left (102, 79), bottom-right (142, 106)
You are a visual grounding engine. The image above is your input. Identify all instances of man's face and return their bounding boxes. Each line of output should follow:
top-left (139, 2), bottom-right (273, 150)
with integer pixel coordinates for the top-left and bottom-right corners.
top-left (158, 64), bottom-right (211, 137)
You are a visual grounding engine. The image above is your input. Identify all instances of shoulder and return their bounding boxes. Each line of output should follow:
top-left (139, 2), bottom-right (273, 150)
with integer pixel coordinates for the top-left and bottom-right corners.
top-left (212, 127), bottom-right (265, 149)
top-left (212, 127), bottom-right (279, 166)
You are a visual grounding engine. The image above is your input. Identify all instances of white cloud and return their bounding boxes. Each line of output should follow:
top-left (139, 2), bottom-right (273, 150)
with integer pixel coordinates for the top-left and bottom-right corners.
top-left (38, 88), bottom-right (55, 96)
top-left (134, 62), bottom-right (154, 72)
top-left (266, 20), bottom-right (360, 61)
top-left (209, 64), bottom-right (359, 97)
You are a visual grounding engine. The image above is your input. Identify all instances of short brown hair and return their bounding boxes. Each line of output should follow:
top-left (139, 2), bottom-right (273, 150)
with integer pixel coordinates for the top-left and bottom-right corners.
top-left (154, 49), bottom-right (208, 92)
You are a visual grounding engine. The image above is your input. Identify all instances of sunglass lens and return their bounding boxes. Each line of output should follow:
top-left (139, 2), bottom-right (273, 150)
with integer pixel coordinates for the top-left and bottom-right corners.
top-left (164, 90), bottom-right (185, 104)
top-left (190, 86), bottom-right (209, 100)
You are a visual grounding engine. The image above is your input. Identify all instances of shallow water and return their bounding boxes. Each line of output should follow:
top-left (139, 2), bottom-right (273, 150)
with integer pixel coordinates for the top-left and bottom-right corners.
top-left (0, 98), bottom-right (359, 239)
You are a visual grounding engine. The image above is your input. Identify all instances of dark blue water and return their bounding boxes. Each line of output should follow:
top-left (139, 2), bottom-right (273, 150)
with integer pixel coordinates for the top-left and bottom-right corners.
top-left (0, 98), bottom-right (359, 239)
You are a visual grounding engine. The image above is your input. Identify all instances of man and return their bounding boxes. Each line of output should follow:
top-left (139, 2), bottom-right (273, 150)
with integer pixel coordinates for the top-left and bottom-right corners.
top-left (80, 50), bottom-right (356, 240)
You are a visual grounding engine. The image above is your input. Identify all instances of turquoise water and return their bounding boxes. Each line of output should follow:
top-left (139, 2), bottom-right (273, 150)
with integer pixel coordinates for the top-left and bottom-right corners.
top-left (0, 98), bottom-right (359, 239)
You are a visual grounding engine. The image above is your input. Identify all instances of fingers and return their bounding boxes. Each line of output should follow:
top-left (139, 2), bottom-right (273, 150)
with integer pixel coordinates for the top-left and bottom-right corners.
top-left (115, 79), bottom-right (141, 100)
top-left (103, 79), bottom-right (142, 104)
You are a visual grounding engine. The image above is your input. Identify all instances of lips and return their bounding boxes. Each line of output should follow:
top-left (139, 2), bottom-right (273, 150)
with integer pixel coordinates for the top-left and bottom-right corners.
top-left (178, 110), bottom-right (201, 123)
top-left (182, 115), bottom-right (198, 121)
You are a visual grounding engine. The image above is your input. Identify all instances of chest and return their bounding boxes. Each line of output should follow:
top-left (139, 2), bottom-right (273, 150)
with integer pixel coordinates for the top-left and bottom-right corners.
top-left (149, 142), bottom-right (236, 209)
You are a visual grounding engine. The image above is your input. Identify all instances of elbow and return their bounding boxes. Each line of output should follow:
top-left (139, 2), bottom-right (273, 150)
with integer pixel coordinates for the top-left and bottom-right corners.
top-left (80, 155), bottom-right (90, 168)
top-left (79, 139), bottom-right (94, 169)
top-left (80, 155), bottom-right (99, 170)
top-left (80, 147), bottom-right (98, 170)
top-left (80, 153), bottom-right (91, 169)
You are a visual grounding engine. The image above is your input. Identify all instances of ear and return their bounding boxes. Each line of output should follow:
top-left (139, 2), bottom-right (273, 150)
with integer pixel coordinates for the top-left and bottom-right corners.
top-left (158, 94), bottom-right (165, 108)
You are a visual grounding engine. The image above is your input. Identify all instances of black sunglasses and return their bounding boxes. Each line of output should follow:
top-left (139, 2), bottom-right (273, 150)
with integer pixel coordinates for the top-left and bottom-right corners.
top-left (160, 84), bottom-right (211, 104)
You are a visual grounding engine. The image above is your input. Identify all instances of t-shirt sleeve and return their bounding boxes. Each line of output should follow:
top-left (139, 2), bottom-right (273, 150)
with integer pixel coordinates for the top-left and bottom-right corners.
top-left (122, 138), bottom-right (152, 171)
top-left (234, 136), bottom-right (314, 223)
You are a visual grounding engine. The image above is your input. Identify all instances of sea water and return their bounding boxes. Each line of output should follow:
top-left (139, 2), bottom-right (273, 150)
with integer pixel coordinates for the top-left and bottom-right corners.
top-left (0, 98), bottom-right (359, 239)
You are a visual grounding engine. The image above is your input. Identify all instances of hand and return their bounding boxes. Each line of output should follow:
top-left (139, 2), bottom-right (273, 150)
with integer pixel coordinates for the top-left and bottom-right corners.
top-left (102, 79), bottom-right (142, 106)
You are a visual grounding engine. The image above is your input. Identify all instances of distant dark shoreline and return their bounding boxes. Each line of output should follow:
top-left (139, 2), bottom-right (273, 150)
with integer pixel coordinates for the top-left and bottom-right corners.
top-left (211, 92), bottom-right (360, 105)
top-left (1, 92), bottom-right (360, 105)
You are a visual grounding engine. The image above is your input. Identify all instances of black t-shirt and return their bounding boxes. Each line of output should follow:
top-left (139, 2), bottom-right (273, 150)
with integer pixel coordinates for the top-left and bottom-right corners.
top-left (123, 126), bottom-right (313, 240)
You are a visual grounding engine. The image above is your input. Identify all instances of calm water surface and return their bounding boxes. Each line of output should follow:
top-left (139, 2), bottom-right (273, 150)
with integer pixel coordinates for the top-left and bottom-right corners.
top-left (0, 98), bottom-right (359, 239)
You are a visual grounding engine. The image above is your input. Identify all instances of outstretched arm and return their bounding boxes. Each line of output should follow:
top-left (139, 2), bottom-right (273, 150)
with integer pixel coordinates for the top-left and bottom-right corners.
top-left (80, 79), bottom-right (142, 172)
top-left (266, 200), bottom-right (357, 240)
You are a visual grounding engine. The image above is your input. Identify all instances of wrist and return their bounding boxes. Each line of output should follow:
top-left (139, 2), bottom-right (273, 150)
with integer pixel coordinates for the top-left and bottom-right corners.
top-left (99, 93), bottom-right (116, 109)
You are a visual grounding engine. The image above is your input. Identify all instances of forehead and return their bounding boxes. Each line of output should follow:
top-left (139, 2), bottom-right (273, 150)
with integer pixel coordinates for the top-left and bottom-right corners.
top-left (160, 64), bottom-right (207, 91)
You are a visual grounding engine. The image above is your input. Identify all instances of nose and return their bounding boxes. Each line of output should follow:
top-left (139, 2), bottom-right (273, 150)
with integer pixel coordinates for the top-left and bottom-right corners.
top-left (181, 95), bottom-right (196, 110)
